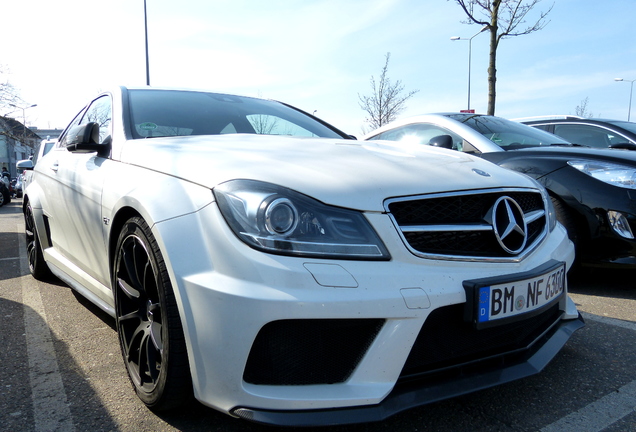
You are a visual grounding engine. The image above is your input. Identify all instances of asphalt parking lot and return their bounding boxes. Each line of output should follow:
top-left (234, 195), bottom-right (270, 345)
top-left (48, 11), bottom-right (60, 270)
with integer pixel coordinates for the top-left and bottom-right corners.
top-left (1, 198), bottom-right (635, 432)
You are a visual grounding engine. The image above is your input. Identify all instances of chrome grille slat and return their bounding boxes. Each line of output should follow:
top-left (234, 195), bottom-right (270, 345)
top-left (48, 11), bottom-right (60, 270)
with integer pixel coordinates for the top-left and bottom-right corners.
top-left (386, 188), bottom-right (548, 262)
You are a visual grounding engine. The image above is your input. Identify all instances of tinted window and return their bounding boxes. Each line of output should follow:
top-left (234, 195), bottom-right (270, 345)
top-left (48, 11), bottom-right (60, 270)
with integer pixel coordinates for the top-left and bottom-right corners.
top-left (449, 115), bottom-right (570, 148)
top-left (604, 120), bottom-right (636, 136)
top-left (553, 124), bottom-right (611, 148)
top-left (127, 90), bottom-right (347, 140)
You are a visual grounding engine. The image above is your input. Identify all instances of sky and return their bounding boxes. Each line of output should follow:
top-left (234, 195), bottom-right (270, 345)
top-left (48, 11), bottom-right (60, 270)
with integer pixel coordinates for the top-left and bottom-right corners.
top-left (1, 0), bottom-right (635, 136)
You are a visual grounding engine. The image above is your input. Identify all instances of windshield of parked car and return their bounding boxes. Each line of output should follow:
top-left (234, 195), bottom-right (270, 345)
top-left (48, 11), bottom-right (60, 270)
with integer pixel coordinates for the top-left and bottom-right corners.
top-left (127, 90), bottom-right (348, 140)
top-left (446, 114), bottom-right (571, 149)
top-left (604, 120), bottom-right (636, 135)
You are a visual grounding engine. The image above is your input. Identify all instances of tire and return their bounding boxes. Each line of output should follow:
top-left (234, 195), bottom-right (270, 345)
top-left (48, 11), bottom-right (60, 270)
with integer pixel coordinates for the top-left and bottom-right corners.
top-left (113, 217), bottom-right (192, 411)
top-left (0, 190), bottom-right (4, 207)
top-left (550, 195), bottom-right (578, 247)
top-left (24, 202), bottom-right (54, 280)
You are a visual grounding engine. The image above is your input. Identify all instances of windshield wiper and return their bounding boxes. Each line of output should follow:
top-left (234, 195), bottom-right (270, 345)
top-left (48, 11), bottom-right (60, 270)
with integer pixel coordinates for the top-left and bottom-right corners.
top-left (549, 143), bottom-right (590, 147)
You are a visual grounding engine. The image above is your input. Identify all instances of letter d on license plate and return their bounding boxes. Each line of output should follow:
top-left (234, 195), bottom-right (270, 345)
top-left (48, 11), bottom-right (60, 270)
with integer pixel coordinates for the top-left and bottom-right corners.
top-left (463, 260), bottom-right (566, 329)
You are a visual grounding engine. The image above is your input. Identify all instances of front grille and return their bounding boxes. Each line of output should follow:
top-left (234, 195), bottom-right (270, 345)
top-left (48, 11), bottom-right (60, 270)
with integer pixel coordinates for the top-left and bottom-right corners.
top-left (243, 319), bottom-right (384, 385)
top-left (387, 189), bottom-right (547, 260)
top-left (400, 303), bottom-right (562, 379)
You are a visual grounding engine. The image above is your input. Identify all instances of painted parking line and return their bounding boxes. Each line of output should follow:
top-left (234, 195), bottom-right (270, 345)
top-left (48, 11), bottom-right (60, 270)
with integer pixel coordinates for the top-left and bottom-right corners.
top-left (580, 311), bottom-right (636, 332)
top-left (540, 311), bottom-right (636, 432)
top-left (18, 220), bottom-right (75, 432)
top-left (540, 379), bottom-right (636, 432)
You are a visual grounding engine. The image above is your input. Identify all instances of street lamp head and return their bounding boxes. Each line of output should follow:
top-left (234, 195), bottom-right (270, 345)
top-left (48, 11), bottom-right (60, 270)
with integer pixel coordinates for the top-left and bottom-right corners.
top-left (450, 36), bottom-right (461, 41)
top-left (615, 78), bottom-right (624, 82)
top-left (9, 103), bottom-right (38, 109)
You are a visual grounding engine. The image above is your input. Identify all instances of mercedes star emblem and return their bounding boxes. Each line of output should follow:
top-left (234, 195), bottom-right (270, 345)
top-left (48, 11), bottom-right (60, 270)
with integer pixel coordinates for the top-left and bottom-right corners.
top-left (488, 196), bottom-right (527, 254)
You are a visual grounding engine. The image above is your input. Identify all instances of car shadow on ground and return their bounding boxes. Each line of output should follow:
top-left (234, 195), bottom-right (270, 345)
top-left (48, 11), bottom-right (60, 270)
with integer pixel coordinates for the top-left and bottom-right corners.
top-left (568, 267), bottom-right (636, 299)
top-left (0, 296), bottom-right (120, 431)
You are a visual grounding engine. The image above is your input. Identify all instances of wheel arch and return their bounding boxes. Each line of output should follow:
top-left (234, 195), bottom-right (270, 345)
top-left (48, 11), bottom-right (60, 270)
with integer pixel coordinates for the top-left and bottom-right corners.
top-left (107, 206), bottom-right (144, 275)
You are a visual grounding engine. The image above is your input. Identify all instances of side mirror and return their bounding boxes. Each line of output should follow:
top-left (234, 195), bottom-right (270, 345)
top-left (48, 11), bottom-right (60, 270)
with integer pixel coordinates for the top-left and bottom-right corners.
top-left (428, 134), bottom-right (454, 149)
top-left (17, 159), bottom-right (34, 171)
top-left (65, 122), bottom-right (110, 157)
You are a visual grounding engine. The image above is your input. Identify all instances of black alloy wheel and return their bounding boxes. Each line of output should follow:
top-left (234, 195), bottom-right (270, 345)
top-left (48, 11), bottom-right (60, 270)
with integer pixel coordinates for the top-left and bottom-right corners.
top-left (113, 217), bottom-right (191, 411)
top-left (24, 202), bottom-right (53, 280)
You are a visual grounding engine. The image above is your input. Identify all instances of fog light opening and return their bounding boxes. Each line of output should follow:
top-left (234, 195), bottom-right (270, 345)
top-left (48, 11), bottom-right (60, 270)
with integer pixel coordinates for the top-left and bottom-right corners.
top-left (608, 210), bottom-right (634, 239)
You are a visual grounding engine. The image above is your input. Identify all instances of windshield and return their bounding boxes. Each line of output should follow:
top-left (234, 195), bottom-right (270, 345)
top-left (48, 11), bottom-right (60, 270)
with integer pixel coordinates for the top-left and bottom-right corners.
top-left (604, 120), bottom-right (636, 135)
top-left (127, 89), bottom-right (348, 140)
top-left (446, 114), bottom-right (571, 149)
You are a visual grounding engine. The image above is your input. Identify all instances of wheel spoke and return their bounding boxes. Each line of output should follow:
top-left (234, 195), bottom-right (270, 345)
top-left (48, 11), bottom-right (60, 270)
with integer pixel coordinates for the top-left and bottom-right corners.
top-left (122, 243), bottom-right (143, 292)
top-left (149, 321), bottom-right (163, 353)
top-left (117, 277), bottom-right (140, 299)
top-left (118, 309), bottom-right (142, 323)
top-left (144, 328), bottom-right (161, 383)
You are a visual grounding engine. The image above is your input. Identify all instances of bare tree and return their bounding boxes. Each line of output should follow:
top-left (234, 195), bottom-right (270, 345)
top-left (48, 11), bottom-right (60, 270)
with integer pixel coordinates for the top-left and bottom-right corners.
top-left (249, 114), bottom-right (280, 134)
top-left (1, 65), bottom-right (24, 154)
top-left (453, 0), bottom-right (553, 115)
top-left (574, 97), bottom-right (594, 118)
top-left (0, 65), bottom-right (21, 118)
top-left (358, 53), bottom-right (419, 131)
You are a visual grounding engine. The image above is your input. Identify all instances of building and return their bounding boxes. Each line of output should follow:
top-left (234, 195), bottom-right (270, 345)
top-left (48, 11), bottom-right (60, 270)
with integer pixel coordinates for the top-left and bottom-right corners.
top-left (32, 127), bottom-right (63, 141)
top-left (0, 116), bottom-right (41, 178)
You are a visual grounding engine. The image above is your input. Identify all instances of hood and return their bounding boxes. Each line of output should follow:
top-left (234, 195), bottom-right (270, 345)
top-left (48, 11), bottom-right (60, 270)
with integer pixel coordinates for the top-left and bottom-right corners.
top-left (512, 146), bottom-right (636, 163)
top-left (120, 134), bottom-right (539, 211)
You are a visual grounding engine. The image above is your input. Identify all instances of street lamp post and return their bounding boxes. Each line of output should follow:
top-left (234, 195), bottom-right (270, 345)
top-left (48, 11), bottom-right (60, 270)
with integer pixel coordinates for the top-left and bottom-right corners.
top-left (451, 25), bottom-right (488, 112)
top-left (614, 78), bottom-right (635, 121)
top-left (144, 0), bottom-right (150, 86)
top-left (8, 103), bottom-right (37, 141)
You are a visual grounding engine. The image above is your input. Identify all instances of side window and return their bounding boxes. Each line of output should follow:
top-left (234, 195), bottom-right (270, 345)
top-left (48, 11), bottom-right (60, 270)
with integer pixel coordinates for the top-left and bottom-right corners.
top-left (531, 124), bottom-right (551, 132)
top-left (553, 124), bottom-right (610, 148)
top-left (81, 96), bottom-right (112, 144)
top-left (57, 96), bottom-right (112, 148)
top-left (57, 110), bottom-right (85, 148)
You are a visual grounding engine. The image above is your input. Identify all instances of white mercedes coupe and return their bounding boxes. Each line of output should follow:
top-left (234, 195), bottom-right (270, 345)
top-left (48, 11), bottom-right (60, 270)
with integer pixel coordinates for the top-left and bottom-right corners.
top-left (22, 87), bottom-right (583, 426)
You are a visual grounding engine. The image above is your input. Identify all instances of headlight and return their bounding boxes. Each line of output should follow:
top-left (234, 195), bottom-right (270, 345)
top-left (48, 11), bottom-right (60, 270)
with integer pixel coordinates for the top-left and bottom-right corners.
top-left (568, 160), bottom-right (636, 189)
top-left (214, 180), bottom-right (390, 260)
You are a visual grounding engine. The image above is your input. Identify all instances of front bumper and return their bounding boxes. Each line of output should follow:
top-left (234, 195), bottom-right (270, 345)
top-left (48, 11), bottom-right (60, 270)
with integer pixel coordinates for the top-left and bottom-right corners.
top-left (153, 201), bottom-right (579, 424)
top-left (231, 312), bottom-right (584, 426)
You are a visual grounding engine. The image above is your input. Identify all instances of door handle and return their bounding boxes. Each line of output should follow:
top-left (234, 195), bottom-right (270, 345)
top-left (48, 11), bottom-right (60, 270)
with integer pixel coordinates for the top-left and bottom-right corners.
top-left (51, 162), bottom-right (59, 173)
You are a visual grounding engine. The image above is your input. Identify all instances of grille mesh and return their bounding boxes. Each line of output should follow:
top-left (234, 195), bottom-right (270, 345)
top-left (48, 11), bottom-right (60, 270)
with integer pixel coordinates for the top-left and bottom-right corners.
top-left (388, 190), bottom-right (546, 258)
top-left (244, 319), bottom-right (384, 385)
top-left (401, 303), bottom-right (562, 378)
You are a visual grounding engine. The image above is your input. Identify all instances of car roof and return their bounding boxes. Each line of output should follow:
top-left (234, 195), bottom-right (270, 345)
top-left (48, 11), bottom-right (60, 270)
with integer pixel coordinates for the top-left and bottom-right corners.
top-left (516, 116), bottom-right (633, 128)
top-left (365, 113), bottom-right (636, 162)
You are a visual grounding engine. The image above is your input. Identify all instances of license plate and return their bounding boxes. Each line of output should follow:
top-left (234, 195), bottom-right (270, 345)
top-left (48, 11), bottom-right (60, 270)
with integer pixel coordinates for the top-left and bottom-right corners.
top-left (463, 260), bottom-right (566, 329)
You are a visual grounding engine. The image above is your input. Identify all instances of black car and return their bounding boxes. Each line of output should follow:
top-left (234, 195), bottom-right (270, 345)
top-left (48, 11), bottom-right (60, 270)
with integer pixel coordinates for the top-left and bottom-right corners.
top-left (519, 116), bottom-right (636, 150)
top-left (0, 177), bottom-right (10, 206)
top-left (364, 113), bottom-right (636, 270)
